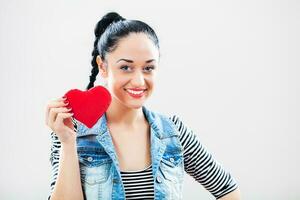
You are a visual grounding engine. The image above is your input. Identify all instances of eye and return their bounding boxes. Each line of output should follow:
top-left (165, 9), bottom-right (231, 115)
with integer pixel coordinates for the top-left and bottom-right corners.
top-left (120, 65), bottom-right (132, 71)
top-left (144, 65), bottom-right (155, 72)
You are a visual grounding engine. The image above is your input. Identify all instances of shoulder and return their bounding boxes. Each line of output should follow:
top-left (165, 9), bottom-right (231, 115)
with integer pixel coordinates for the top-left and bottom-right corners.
top-left (167, 114), bottom-right (182, 126)
top-left (166, 113), bottom-right (188, 133)
top-left (165, 113), bottom-right (197, 143)
top-left (144, 107), bottom-right (185, 137)
top-left (157, 110), bottom-right (190, 137)
top-left (144, 106), bottom-right (183, 126)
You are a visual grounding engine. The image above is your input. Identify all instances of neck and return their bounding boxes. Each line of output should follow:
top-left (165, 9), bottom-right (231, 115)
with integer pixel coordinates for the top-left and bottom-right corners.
top-left (105, 97), bottom-right (145, 126)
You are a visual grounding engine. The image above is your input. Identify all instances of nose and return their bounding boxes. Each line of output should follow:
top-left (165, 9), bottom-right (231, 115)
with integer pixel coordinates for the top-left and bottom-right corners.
top-left (131, 71), bottom-right (145, 87)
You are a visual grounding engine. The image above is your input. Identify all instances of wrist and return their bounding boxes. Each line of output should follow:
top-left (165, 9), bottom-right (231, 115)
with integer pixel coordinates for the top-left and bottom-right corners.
top-left (61, 141), bottom-right (77, 151)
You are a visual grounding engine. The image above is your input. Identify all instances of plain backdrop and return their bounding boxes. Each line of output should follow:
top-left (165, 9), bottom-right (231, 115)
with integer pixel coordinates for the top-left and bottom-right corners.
top-left (0, 0), bottom-right (299, 199)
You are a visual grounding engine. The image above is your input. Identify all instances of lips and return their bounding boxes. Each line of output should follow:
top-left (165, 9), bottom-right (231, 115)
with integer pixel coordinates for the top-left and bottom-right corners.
top-left (125, 88), bottom-right (146, 98)
top-left (127, 88), bottom-right (147, 91)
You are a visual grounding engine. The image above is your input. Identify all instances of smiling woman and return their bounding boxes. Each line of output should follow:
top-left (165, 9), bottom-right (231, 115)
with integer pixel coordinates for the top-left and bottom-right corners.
top-left (46, 11), bottom-right (241, 200)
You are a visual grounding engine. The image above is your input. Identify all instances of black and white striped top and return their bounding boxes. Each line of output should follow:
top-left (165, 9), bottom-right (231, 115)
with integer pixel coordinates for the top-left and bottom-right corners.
top-left (121, 164), bottom-right (154, 199)
top-left (48, 115), bottom-right (238, 199)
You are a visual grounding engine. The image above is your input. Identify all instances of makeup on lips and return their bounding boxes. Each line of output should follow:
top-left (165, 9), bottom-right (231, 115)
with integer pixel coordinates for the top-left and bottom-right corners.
top-left (125, 88), bottom-right (146, 98)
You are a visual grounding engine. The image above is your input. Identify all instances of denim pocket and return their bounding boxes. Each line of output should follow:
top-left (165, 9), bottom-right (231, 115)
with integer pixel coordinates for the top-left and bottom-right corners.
top-left (78, 148), bottom-right (113, 199)
top-left (80, 161), bottom-right (112, 186)
top-left (78, 147), bottom-right (110, 166)
top-left (161, 154), bottom-right (182, 167)
top-left (160, 154), bottom-right (183, 183)
top-left (78, 148), bottom-right (112, 184)
top-left (157, 153), bottom-right (184, 199)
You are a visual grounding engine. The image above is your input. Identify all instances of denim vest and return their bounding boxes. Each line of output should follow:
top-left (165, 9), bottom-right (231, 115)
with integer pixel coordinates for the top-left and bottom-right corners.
top-left (75, 105), bottom-right (184, 200)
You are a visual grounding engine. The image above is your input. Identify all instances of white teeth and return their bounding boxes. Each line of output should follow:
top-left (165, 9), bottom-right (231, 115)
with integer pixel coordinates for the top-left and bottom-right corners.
top-left (126, 89), bottom-right (144, 95)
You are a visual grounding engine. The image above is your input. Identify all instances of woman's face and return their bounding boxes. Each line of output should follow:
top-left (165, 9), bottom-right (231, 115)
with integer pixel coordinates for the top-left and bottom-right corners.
top-left (97, 33), bottom-right (160, 109)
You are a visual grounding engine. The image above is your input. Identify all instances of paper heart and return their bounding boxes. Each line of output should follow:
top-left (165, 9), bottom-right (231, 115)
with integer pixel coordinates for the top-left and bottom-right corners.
top-left (62, 86), bottom-right (112, 128)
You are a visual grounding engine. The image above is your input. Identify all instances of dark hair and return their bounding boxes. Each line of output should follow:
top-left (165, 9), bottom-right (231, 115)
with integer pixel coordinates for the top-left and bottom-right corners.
top-left (86, 12), bottom-right (160, 90)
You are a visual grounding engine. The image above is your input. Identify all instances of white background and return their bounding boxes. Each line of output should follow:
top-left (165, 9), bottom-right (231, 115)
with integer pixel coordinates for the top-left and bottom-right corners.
top-left (0, 0), bottom-right (299, 199)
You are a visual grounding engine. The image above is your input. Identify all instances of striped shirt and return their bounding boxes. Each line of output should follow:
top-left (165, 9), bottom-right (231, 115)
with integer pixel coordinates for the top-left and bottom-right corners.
top-left (48, 115), bottom-right (238, 199)
top-left (121, 164), bottom-right (154, 199)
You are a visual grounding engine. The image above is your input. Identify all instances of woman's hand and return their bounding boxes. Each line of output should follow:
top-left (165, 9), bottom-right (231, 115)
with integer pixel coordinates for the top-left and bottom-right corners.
top-left (45, 96), bottom-right (76, 145)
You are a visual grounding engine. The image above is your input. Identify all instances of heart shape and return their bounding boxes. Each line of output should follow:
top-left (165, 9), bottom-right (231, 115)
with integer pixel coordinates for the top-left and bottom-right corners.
top-left (62, 85), bottom-right (112, 129)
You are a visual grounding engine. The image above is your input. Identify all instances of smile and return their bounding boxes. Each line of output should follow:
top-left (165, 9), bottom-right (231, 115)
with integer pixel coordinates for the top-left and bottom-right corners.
top-left (125, 89), bottom-right (146, 98)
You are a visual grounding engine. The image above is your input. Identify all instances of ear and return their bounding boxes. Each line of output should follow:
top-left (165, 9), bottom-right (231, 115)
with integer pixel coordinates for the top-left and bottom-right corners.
top-left (96, 55), bottom-right (108, 78)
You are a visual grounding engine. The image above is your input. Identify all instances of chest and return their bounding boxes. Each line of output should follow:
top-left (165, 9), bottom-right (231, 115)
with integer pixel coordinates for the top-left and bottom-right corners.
top-left (107, 122), bottom-right (152, 171)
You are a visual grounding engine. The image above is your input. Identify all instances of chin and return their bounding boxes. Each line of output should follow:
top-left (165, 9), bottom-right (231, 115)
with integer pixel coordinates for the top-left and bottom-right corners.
top-left (126, 102), bottom-right (145, 110)
top-left (124, 94), bottom-right (150, 109)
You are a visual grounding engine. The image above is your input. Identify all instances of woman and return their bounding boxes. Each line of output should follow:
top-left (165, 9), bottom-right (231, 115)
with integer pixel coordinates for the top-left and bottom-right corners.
top-left (46, 12), bottom-right (241, 200)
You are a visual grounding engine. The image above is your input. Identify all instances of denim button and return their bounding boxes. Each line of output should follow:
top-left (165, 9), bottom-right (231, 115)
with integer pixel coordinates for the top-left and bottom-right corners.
top-left (87, 156), bottom-right (93, 162)
top-left (170, 157), bottom-right (174, 163)
top-left (157, 176), bottom-right (162, 183)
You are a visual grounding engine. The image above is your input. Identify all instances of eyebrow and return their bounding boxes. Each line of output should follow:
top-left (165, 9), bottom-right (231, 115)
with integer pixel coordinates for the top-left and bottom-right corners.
top-left (116, 58), bottom-right (156, 63)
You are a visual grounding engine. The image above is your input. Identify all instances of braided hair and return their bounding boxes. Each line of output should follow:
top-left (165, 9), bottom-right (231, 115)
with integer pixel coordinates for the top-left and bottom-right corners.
top-left (86, 11), bottom-right (160, 90)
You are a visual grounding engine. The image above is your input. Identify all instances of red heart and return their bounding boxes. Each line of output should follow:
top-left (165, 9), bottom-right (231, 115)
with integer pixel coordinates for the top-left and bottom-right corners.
top-left (62, 86), bottom-right (112, 128)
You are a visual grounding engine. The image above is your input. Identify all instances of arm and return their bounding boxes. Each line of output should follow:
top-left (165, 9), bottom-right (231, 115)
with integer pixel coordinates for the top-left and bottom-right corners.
top-left (48, 132), bottom-right (84, 200)
top-left (218, 187), bottom-right (241, 200)
top-left (169, 115), bottom-right (241, 200)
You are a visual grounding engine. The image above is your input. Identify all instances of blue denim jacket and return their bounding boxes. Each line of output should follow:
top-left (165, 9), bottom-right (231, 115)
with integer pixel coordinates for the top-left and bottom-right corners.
top-left (74, 105), bottom-right (185, 200)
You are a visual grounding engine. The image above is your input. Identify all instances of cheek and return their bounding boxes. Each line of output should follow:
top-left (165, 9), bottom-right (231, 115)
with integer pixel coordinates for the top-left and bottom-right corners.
top-left (110, 77), bottom-right (128, 95)
top-left (108, 72), bottom-right (127, 87)
top-left (147, 77), bottom-right (155, 88)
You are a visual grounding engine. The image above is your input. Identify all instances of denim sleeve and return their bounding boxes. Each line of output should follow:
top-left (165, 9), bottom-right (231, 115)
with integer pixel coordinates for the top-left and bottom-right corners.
top-left (169, 115), bottom-right (239, 199)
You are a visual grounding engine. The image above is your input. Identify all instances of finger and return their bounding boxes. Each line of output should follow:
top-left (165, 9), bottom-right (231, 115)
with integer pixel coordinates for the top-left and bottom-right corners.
top-left (45, 99), bottom-right (69, 124)
top-left (49, 96), bottom-right (67, 101)
top-left (48, 107), bottom-right (72, 126)
top-left (46, 97), bottom-right (67, 107)
top-left (55, 112), bottom-right (74, 127)
top-left (46, 100), bottom-right (69, 113)
top-left (46, 103), bottom-right (69, 125)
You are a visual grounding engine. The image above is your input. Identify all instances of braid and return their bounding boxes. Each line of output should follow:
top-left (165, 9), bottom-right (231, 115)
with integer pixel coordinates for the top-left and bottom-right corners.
top-left (86, 37), bottom-right (101, 90)
top-left (86, 12), bottom-right (125, 90)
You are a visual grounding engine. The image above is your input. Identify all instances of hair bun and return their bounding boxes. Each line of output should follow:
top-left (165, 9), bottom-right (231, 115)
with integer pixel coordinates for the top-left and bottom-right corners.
top-left (94, 12), bottom-right (125, 37)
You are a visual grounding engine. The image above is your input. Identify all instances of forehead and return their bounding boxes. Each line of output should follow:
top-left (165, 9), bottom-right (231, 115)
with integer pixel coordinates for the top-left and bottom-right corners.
top-left (106, 33), bottom-right (159, 63)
